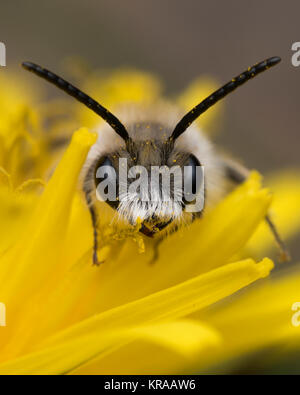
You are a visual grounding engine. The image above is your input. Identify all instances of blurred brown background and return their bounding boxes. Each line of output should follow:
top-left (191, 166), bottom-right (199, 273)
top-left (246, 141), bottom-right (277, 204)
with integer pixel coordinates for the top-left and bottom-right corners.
top-left (1, 0), bottom-right (299, 172)
top-left (1, 1), bottom-right (300, 263)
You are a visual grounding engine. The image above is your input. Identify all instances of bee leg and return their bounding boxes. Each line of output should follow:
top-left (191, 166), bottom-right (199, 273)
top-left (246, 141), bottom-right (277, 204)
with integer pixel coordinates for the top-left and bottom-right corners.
top-left (265, 215), bottom-right (291, 262)
top-left (84, 189), bottom-right (103, 266)
top-left (191, 211), bottom-right (203, 222)
top-left (224, 159), bottom-right (290, 262)
top-left (149, 222), bottom-right (184, 264)
top-left (150, 238), bottom-right (162, 264)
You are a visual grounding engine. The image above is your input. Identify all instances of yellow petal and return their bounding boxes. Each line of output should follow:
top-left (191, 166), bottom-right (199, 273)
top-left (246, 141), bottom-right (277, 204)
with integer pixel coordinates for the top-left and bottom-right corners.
top-left (191, 266), bottom-right (300, 373)
top-left (0, 320), bottom-right (220, 375)
top-left (0, 167), bottom-right (12, 189)
top-left (0, 127), bottom-right (96, 297)
top-left (0, 185), bottom-right (37, 255)
top-left (16, 179), bottom-right (45, 195)
top-left (37, 258), bottom-right (273, 351)
top-left (129, 320), bottom-right (221, 357)
top-left (70, 320), bottom-right (221, 375)
top-left (0, 128), bottom-right (96, 358)
top-left (0, 258), bottom-right (271, 374)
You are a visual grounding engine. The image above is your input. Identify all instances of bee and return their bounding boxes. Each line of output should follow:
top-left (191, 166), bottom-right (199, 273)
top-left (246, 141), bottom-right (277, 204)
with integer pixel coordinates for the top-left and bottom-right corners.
top-left (22, 57), bottom-right (289, 265)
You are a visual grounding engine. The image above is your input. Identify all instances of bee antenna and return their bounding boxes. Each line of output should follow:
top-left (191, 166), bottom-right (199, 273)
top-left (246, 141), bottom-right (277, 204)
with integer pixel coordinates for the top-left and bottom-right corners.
top-left (22, 62), bottom-right (130, 142)
top-left (170, 56), bottom-right (281, 141)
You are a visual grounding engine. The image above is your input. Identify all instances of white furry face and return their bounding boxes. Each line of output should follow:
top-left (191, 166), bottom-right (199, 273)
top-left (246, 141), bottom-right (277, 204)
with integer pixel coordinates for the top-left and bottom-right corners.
top-left (82, 102), bottom-right (228, 237)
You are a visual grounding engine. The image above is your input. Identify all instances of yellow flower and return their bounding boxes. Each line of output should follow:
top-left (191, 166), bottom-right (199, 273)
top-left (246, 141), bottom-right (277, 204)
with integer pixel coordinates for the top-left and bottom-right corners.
top-left (0, 72), bottom-right (42, 186)
top-left (0, 71), bottom-right (77, 187)
top-left (0, 69), bottom-right (299, 375)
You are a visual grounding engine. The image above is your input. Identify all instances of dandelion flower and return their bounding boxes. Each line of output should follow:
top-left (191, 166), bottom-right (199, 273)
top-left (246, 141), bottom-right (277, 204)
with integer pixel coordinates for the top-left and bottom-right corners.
top-left (0, 69), bottom-right (299, 375)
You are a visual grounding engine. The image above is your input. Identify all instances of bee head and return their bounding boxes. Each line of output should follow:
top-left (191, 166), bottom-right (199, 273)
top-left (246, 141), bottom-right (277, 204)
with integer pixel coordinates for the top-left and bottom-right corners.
top-left (94, 123), bottom-right (204, 236)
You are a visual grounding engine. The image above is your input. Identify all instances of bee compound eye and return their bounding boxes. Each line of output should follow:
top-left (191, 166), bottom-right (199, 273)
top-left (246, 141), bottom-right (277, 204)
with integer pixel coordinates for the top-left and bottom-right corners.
top-left (182, 154), bottom-right (203, 206)
top-left (95, 157), bottom-right (119, 209)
